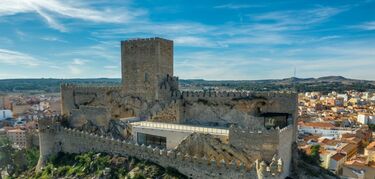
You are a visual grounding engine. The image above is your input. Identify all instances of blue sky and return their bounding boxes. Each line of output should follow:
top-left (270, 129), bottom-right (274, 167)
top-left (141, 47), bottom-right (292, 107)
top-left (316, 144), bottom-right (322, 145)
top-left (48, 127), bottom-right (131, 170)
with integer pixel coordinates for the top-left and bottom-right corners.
top-left (0, 0), bottom-right (374, 80)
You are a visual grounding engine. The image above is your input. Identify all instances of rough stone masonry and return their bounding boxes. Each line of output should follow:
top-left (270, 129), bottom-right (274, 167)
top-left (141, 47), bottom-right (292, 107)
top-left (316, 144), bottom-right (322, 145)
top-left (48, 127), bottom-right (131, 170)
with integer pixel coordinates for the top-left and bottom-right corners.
top-left (38, 37), bottom-right (298, 179)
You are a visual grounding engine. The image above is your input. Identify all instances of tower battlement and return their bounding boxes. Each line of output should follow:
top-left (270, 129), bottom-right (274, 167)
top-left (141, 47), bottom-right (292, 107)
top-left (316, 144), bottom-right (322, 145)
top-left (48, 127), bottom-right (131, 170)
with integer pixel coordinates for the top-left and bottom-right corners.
top-left (122, 37), bottom-right (173, 43)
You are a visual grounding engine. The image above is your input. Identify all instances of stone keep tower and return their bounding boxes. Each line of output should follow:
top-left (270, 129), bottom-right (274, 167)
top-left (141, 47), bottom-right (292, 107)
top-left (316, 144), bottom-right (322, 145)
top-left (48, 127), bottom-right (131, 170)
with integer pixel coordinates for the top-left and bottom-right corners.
top-left (121, 37), bottom-right (173, 101)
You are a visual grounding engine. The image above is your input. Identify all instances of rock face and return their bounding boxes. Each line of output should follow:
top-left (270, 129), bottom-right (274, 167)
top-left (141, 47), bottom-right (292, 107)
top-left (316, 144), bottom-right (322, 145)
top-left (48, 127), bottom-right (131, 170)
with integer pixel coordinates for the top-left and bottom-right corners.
top-left (182, 102), bottom-right (265, 127)
top-left (73, 119), bottom-right (130, 140)
top-left (175, 133), bottom-right (258, 167)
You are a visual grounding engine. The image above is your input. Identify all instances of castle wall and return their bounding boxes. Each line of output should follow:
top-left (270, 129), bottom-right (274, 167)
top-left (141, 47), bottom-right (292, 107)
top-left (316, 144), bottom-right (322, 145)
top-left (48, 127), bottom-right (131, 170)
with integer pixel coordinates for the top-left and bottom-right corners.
top-left (179, 91), bottom-right (297, 114)
top-left (36, 120), bottom-right (61, 171)
top-left (60, 84), bottom-right (122, 116)
top-left (179, 91), bottom-right (297, 128)
top-left (70, 106), bottom-right (111, 130)
top-left (41, 126), bottom-right (261, 179)
top-left (277, 125), bottom-right (294, 178)
top-left (150, 100), bottom-right (182, 123)
top-left (229, 126), bottom-right (280, 162)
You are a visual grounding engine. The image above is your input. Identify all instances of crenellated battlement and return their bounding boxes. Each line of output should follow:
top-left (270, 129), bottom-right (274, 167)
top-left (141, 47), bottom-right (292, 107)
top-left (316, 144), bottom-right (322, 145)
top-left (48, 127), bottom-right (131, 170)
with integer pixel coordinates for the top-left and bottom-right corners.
top-left (255, 155), bottom-right (284, 179)
top-left (122, 37), bottom-right (173, 43)
top-left (61, 83), bottom-right (121, 91)
top-left (38, 126), bottom-right (269, 178)
top-left (159, 75), bottom-right (179, 90)
top-left (175, 91), bottom-right (296, 100)
top-left (37, 115), bottom-right (63, 131)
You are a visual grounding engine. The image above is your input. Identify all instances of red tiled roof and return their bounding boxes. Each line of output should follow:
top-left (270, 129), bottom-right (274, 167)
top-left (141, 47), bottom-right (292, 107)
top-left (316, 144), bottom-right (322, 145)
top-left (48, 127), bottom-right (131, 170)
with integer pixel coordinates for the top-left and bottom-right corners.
top-left (340, 143), bottom-right (357, 154)
top-left (366, 141), bottom-right (375, 151)
top-left (301, 122), bottom-right (335, 128)
top-left (331, 153), bottom-right (346, 161)
top-left (321, 139), bottom-right (340, 146)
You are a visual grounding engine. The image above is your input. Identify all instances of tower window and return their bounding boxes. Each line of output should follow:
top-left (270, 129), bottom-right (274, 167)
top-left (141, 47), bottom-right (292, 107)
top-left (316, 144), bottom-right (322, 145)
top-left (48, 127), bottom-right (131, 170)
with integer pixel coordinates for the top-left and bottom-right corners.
top-left (144, 73), bottom-right (149, 82)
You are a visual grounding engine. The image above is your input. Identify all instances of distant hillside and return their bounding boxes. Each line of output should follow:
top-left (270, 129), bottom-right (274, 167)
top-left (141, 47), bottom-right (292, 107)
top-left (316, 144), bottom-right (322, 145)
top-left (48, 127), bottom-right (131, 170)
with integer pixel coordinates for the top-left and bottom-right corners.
top-left (181, 76), bottom-right (375, 93)
top-left (0, 76), bottom-right (374, 94)
top-left (0, 78), bottom-right (121, 93)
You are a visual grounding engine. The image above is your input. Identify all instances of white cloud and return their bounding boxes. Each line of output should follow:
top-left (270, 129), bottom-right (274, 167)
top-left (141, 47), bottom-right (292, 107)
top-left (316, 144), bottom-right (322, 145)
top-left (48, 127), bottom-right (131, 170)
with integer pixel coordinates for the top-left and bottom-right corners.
top-left (72, 59), bottom-right (88, 65)
top-left (57, 42), bottom-right (118, 63)
top-left (214, 4), bottom-right (264, 9)
top-left (93, 7), bottom-right (344, 48)
top-left (0, 0), bottom-right (143, 31)
top-left (104, 65), bottom-right (118, 69)
top-left (41, 36), bottom-right (67, 43)
top-left (250, 7), bottom-right (344, 31)
top-left (354, 21), bottom-right (375, 30)
top-left (94, 22), bottom-right (214, 38)
top-left (0, 48), bottom-right (41, 66)
top-left (173, 38), bottom-right (375, 80)
top-left (173, 36), bottom-right (218, 47)
top-left (68, 65), bottom-right (83, 75)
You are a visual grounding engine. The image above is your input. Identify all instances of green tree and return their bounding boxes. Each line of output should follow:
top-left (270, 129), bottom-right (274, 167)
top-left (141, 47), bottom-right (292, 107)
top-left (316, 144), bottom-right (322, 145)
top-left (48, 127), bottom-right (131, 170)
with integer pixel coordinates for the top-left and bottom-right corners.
top-left (310, 145), bottom-right (321, 165)
top-left (0, 136), bottom-right (14, 169)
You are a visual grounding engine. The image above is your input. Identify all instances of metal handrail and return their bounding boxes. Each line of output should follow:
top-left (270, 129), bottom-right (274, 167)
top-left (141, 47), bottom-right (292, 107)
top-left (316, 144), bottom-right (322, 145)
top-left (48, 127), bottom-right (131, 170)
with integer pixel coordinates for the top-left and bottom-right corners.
top-left (132, 121), bottom-right (229, 135)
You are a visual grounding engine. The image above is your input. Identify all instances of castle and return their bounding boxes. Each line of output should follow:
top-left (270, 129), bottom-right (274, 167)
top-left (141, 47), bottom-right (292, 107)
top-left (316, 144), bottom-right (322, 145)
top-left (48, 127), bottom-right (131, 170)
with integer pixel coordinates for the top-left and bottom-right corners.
top-left (37, 37), bottom-right (297, 179)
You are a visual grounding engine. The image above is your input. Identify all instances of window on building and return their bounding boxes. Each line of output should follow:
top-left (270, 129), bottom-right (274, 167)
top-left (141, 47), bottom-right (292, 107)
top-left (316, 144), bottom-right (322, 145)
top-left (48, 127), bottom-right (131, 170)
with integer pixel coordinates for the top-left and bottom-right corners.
top-left (144, 73), bottom-right (149, 82)
top-left (137, 133), bottom-right (166, 148)
top-left (262, 113), bottom-right (289, 129)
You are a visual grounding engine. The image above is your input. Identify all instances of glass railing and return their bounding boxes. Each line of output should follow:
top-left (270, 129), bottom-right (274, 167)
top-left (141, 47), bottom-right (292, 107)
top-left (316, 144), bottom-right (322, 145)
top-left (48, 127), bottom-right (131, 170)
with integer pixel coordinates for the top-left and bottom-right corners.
top-left (131, 121), bottom-right (229, 135)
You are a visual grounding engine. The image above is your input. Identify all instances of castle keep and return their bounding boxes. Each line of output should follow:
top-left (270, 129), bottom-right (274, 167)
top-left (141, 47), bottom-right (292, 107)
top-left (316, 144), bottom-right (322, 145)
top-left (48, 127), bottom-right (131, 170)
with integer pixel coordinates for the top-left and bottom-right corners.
top-left (39, 37), bottom-right (298, 179)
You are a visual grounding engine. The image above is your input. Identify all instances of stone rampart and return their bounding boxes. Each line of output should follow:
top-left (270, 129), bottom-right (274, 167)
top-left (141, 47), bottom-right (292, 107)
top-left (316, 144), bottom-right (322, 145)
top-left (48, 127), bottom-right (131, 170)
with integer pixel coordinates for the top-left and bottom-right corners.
top-left (37, 117), bottom-right (288, 179)
top-left (277, 125), bottom-right (294, 178)
top-left (229, 126), bottom-right (280, 161)
top-left (61, 84), bottom-right (121, 116)
top-left (176, 91), bottom-right (295, 100)
top-left (42, 126), bottom-right (257, 178)
top-left (70, 106), bottom-right (111, 130)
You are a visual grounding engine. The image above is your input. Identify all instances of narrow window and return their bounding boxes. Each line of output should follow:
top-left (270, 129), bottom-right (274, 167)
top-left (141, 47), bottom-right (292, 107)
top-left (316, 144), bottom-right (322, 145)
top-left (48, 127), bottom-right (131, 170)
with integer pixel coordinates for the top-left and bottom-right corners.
top-left (144, 73), bottom-right (149, 82)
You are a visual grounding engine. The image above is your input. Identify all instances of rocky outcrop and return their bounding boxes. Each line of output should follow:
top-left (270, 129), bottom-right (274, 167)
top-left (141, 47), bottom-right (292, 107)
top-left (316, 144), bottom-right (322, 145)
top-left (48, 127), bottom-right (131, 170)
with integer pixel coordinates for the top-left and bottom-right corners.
top-left (183, 102), bottom-right (265, 127)
top-left (175, 133), bottom-right (258, 167)
top-left (72, 119), bottom-right (129, 140)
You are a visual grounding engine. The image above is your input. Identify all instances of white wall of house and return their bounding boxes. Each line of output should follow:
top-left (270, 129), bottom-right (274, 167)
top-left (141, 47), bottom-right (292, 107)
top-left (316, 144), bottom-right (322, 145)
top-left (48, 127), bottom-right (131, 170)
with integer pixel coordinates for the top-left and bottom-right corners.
top-left (0, 110), bottom-right (12, 120)
top-left (299, 126), bottom-right (355, 138)
top-left (328, 155), bottom-right (346, 174)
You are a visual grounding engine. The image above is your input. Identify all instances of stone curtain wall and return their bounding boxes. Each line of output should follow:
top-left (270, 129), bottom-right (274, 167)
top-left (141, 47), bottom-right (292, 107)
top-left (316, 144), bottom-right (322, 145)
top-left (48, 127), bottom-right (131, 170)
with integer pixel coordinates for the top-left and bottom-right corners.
top-left (277, 125), bottom-right (294, 179)
top-left (37, 118), bottom-right (287, 179)
top-left (177, 91), bottom-right (297, 114)
top-left (150, 100), bottom-right (182, 123)
top-left (39, 126), bottom-right (259, 178)
top-left (177, 91), bottom-right (297, 127)
top-left (61, 84), bottom-right (297, 130)
top-left (70, 106), bottom-right (111, 130)
top-left (61, 84), bottom-right (122, 116)
top-left (229, 126), bottom-right (280, 162)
